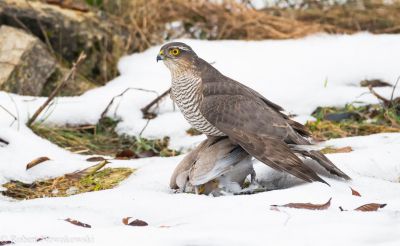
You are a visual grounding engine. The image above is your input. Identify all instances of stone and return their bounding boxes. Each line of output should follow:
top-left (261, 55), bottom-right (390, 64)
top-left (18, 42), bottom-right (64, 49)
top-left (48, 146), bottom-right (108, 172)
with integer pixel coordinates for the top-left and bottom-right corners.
top-left (0, 25), bottom-right (56, 96)
top-left (0, 0), bottom-right (131, 84)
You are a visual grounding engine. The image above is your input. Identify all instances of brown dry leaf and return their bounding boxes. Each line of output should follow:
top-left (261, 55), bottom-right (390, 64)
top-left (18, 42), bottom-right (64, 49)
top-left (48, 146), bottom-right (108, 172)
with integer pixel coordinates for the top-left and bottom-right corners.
top-left (350, 187), bottom-right (361, 197)
top-left (26, 157), bottom-right (50, 170)
top-left (115, 149), bottom-right (136, 159)
top-left (86, 156), bottom-right (106, 162)
top-left (65, 160), bottom-right (109, 179)
top-left (64, 218), bottom-right (91, 228)
top-left (354, 203), bottom-right (387, 212)
top-left (271, 198), bottom-right (332, 210)
top-left (122, 217), bottom-right (148, 227)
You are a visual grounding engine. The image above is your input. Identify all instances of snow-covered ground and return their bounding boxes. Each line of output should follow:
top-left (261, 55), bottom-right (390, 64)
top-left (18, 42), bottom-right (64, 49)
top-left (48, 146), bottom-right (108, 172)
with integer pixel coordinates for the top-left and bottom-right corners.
top-left (1, 33), bottom-right (400, 245)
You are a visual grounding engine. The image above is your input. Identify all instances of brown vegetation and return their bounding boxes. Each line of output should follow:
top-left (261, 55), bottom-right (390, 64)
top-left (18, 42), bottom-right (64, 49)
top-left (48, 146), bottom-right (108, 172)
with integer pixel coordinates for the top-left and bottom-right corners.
top-left (2, 166), bottom-right (134, 200)
top-left (264, 1), bottom-right (400, 34)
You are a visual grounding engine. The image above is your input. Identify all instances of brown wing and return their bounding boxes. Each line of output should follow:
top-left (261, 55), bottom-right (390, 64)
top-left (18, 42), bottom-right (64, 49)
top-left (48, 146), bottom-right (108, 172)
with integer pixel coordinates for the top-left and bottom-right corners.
top-left (199, 80), bottom-right (328, 184)
top-left (195, 57), bottom-right (311, 140)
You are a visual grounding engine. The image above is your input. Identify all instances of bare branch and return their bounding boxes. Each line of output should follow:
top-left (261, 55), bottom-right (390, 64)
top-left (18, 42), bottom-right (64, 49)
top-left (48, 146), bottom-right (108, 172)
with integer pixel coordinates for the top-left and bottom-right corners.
top-left (100, 87), bottom-right (158, 119)
top-left (368, 85), bottom-right (391, 107)
top-left (390, 76), bottom-right (400, 103)
top-left (7, 93), bottom-right (20, 130)
top-left (0, 104), bottom-right (17, 128)
top-left (27, 52), bottom-right (86, 126)
top-left (141, 88), bottom-right (171, 119)
top-left (139, 119), bottom-right (151, 137)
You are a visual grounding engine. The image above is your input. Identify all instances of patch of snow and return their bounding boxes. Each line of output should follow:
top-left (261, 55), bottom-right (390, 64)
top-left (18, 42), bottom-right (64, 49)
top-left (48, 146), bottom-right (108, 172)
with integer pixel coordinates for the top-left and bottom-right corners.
top-left (0, 33), bottom-right (400, 245)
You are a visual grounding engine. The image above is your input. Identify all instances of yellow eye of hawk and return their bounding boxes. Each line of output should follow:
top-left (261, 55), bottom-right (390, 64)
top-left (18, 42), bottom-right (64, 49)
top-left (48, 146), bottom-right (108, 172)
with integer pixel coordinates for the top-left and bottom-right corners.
top-left (169, 48), bottom-right (180, 56)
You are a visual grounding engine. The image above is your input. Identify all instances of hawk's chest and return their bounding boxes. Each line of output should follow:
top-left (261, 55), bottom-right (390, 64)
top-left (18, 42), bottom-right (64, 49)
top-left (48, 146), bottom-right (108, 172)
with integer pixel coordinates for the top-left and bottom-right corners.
top-left (171, 75), bottom-right (225, 136)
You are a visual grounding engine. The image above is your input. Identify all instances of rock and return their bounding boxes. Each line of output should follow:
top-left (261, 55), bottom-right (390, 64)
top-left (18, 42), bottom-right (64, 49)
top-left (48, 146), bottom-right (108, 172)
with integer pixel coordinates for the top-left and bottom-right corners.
top-left (41, 65), bottom-right (97, 97)
top-left (0, 25), bottom-right (56, 96)
top-left (0, 0), bottom-right (132, 84)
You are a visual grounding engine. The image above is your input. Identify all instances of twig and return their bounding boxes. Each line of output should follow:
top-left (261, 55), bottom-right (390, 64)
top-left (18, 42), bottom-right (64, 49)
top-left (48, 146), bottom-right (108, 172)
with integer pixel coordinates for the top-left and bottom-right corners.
top-left (25, 0), bottom-right (56, 55)
top-left (368, 85), bottom-right (391, 106)
top-left (139, 119), bottom-right (151, 137)
top-left (0, 105), bottom-right (17, 127)
top-left (11, 14), bottom-right (32, 35)
top-left (100, 87), bottom-right (158, 119)
top-left (27, 52), bottom-right (86, 126)
top-left (390, 76), bottom-right (400, 103)
top-left (7, 93), bottom-right (20, 130)
top-left (141, 88), bottom-right (171, 118)
top-left (0, 137), bottom-right (9, 145)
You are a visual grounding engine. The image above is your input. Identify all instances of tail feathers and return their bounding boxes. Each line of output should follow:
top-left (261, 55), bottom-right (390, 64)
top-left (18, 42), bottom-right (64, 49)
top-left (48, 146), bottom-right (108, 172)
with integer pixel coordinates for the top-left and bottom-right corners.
top-left (293, 148), bottom-right (351, 180)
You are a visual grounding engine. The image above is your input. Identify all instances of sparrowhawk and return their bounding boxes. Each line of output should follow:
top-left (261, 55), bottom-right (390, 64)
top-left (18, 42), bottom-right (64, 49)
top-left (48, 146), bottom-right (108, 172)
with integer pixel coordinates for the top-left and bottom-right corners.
top-left (157, 42), bottom-right (350, 190)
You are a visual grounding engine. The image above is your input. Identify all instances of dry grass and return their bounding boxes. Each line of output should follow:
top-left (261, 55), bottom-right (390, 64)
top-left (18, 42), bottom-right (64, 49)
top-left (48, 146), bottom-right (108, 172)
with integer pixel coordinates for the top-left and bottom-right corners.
top-left (94, 0), bottom-right (324, 53)
top-left (31, 117), bottom-right (179, 157)
top-left (306, 120), bottom-right (400, 140)
top-left (2, 167), bottom-right (134, 200)
top-left (264, 2), bottom-right (400, 34)
top-left (93, 0), bottom-right (400, 54)
top-left (306, 103), bottom-right (400, 140)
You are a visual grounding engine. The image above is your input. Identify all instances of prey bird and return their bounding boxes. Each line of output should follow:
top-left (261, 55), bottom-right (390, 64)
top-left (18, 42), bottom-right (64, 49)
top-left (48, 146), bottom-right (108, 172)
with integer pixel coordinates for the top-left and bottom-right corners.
top-left (170, 136), bottom-right (254, 194)
top-left (157, 42), bottom-right (350, 192)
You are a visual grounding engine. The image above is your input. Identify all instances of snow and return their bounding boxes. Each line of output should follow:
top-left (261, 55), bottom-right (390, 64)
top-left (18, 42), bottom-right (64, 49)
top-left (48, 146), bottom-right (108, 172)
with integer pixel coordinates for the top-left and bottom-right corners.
top-left (1, 33), bottom-right (400, 245)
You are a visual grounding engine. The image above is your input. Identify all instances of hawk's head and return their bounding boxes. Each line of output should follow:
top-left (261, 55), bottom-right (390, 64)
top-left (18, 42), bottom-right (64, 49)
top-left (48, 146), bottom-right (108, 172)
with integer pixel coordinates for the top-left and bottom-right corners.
top-left (157, 42), bottom-right (197, 71)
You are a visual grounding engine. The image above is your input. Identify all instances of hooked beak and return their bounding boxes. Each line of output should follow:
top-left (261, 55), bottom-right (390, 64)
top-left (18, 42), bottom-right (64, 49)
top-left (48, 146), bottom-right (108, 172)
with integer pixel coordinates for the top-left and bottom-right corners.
top-left (156, 50), bottom-right (164, 62)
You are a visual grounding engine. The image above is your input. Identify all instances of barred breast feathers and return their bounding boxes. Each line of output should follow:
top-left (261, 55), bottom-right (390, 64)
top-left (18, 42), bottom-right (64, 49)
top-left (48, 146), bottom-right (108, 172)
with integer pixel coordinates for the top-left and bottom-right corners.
top-left (171, 72), bottom-right (225, 136)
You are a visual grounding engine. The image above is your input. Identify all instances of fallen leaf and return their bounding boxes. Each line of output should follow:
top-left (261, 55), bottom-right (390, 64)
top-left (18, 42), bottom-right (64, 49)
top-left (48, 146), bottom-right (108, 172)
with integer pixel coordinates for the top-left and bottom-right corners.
top-left (0, 241), bottom-right (14, 245)
top-left (26, 157), bottom-right (50, 170)
top-left (271, 198), bottom-right (331, 210)
top-left (65, 160), bottom-right (109, 179)
top-left (350, 187), bottom-right (361, 197)
top-left (354, 203), bottom-right (386, 212)
top-left (122, 217), bottom-right (148, 226)
top-left (115, 149), bottom-right (136, 159)
top-left (321, 146), bottom-right (353, 154)
top-left (86, 156), bottom-right (106, 162)
top-left (65, 218), bottom-right (91, 228)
